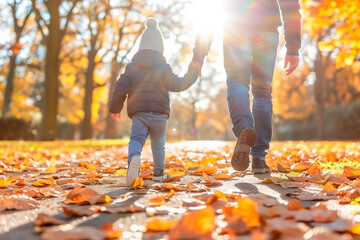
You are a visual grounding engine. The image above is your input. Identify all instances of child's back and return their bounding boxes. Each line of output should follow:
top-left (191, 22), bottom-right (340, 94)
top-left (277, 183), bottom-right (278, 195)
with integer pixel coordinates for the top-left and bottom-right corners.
top-left (109, 17), bottom-right (210, 186)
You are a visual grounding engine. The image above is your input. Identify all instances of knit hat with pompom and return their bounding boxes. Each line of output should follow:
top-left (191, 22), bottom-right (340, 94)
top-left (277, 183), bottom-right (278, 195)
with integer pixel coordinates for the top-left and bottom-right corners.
top-left (138, 17), bottom-right (164, 52)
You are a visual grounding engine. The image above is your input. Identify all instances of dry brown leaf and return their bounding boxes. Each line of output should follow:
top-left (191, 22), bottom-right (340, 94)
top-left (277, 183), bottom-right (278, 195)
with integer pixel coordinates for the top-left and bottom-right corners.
top-left (287, 198), bottom-right (304, 211)
top-left (0, 195), bottom-right (39, 211)
top-left (41, 226), bottom-right (107, 240)
top-left (64, 187), bottom-right (98, 205)
top-left (34, 213), bottom-right (65, 226)
top-left (62, 205), bottom-right (102, 217)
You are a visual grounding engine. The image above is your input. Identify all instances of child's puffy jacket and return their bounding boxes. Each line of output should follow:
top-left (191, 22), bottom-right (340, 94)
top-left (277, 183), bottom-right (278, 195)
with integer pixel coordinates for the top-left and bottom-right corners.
top-left (109, 49), bottom-right (199, 118)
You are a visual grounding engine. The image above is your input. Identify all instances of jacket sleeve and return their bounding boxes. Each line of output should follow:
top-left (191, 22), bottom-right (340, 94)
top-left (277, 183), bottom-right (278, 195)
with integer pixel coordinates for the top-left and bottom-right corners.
top-left (163, 62), bottom-right (200, 92)
top-left (109, 65), bottom-right (131, 114)
top-left (279, 0), bottom-right (302, 55)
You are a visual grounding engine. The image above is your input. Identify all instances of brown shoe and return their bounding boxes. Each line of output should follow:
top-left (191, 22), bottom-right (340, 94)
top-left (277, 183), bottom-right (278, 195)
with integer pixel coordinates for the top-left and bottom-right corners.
top-left (231, 126), bottom-right (256, 171)
top-left (251, 158), bottom-right (270, 174)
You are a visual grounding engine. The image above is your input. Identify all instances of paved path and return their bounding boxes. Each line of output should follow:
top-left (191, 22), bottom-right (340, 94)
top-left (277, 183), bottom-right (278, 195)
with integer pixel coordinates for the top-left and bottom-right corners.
top-left (0, 141), bottom-right (356, 240)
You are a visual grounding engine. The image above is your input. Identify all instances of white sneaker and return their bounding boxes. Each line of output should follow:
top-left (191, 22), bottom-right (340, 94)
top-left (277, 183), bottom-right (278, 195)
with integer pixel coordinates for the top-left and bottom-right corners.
top-left (126, 156), bottom-right (141, 187)
top-left (152, 170), bottom-right (168, 181)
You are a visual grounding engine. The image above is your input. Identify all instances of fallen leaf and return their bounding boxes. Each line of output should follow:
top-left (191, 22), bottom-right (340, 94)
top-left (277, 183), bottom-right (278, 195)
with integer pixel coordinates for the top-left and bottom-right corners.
top-left (34, 213), bottom-right (65, 226)
top-left (132, 177), bottom-right (145, 189)
top-left (33, 177), bottom-right (56, 187)
top-left (343, 166), bottom-right (360, 180)
top-left (0, 195), bottom-right (39, 211)
top-left (307, 165), bottom-right (322, 175)
top-left (64, 187), bottom-right (98, 205)
top-left (191, 166), bottom-right (218, 175)
top-left (287, 198), bottom-right (304, 211)
top-left (62, 205), bottom-right (102, 216)
top-left (168, 206), bottom-right (215, 240)
top-left (99, 222), bottom-right (123, 239)
top-left (261, 177), bottom-right (282, 183)
top-left (41, 226), bottom-right (107, 240)
top-left (165, 169), bottom-right (185, 177)
top-left (146, 218), bottom-right (178, 232)
top-left (291, 162), bottom-right (313, 172)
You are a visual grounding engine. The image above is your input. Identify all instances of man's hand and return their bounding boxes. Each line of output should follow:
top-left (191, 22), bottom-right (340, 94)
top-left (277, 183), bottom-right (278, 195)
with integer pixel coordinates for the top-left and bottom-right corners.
top-left (284, 55), bottom-right (299, 75)
top-left (111, 113), bottom-right (121, 122)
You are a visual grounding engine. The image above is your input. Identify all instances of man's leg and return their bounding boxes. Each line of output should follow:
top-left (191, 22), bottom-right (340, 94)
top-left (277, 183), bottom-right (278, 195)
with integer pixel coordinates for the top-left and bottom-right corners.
top-left (148, 113), bottom-right (168, 180)
top-left (223, 31), bottom-right (256, 171)
top-left (250, 32), bottom-right (279, 172)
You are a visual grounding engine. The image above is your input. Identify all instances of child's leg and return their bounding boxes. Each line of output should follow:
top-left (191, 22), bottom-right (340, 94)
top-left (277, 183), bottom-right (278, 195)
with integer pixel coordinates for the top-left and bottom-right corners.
top-left (128, 113), bottom-right (149, 164)
top-left (148, 113), bottom-right (167, 175)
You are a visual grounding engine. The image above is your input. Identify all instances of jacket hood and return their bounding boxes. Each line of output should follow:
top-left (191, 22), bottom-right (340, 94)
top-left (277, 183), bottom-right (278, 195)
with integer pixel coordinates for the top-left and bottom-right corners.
top-left (131, 49), bottom-right (166, 69)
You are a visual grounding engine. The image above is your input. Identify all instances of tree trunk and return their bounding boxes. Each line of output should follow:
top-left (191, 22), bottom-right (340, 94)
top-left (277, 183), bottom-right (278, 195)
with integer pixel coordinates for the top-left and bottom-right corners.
top-left (105, 63), bottom-right (122, 139)
top-left (40, 0), bottom-right (61, 141)
top-left (2, 54), bottom-right (17, 117)
top-left (314, 48), bottom-right (326, 140)
top-left (81, 50), bottom-right (96, 139)
top-left (190, 102), bottom-right (197, 140)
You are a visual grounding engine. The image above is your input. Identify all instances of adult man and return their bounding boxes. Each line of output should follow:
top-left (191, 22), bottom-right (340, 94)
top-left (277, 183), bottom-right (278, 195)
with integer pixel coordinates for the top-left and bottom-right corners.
top-left (223, 0), bottom-right (302, 173)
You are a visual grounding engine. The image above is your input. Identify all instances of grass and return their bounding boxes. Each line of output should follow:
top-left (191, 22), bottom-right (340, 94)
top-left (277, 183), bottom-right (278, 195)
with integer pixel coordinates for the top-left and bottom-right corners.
top-left (317, 160), bottom-right (360, 174)
top-left (0, 138), bottom-right (129, 151)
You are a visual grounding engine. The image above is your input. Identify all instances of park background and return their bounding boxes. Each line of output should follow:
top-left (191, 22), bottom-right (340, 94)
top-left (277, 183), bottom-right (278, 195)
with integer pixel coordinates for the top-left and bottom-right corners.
top-left (0, 0), bottom-right (359, 142)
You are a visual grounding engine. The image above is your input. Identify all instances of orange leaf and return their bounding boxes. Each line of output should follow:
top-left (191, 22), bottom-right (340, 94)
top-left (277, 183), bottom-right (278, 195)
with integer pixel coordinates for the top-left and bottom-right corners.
top-left (261, 177), bottom-right (282, 183)
top-left (165, 169), bottom-right (185, 177)
top-left (322, 182), bottom-right (337, 193)
top-left (307, 165), bottom-right (322, 175)
top-left (42, 158), bottom-right (57, 174)
top-left (100, 222), bottom-right (122, 239)
top-left (146, 218), bottom-right (178, 232)
top-left (33, 177), bottom-right (56, 187)
top-left (114, 169), bottom-right (127, 176)
top-left (168, 207), bottom-right (215, 239)
top-left (132, 177), bottom-right (145, 189)
top-left (287, 198), bottom-right (304, 211)
top-left (0, 195), bottom-right (39, 211)
top-left (343, 166), bottom-right (360, 179)
top-left (213, 173), bottom-right (238, 180)
top-left (230, 197), bottom-right (260, 227)
top-left (148, 196), bottom-right (166, 206)
top-left (291, 162), bottom-right (313, 172)
top-left (65, 187), bottom-right (98, 205)
top-left (192, 166), bottom-right (218, 175)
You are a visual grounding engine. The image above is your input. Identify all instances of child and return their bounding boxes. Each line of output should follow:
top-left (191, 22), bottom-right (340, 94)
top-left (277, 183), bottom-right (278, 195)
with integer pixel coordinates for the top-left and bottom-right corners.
top-left (109, 17), bottom-right (211, 186)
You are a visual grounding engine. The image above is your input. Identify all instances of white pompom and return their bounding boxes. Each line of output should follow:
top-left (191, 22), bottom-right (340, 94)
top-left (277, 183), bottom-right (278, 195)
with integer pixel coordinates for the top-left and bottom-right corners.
top-left (145, 17), bottom-right (158, 29)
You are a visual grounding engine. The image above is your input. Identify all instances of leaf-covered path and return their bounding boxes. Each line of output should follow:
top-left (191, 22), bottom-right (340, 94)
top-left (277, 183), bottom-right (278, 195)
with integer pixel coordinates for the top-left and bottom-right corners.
top-left (1, 141), bottom-right (360, 239)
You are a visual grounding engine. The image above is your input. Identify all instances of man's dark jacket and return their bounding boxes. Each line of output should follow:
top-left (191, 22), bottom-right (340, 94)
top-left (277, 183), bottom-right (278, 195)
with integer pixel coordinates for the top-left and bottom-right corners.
top-left (109, 49), bottom-right (199, 118)
top-left (225, 0), bottom-right (302, 55)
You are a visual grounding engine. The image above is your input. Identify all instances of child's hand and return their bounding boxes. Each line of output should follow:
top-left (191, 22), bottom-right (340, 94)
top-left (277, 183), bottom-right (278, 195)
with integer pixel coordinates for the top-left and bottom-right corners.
top-left (190, 61), bottom-right (203, 77)
top-left (111, 113), bottom-right (121, 122)
top-left (192, 30), bottom-right (214, 64)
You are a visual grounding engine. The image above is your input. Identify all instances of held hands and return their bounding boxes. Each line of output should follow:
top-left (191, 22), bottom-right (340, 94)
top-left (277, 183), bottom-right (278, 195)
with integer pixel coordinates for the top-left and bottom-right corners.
top-left (192, 30), bottom-right (214, 64)
top-left (284, 55), bottom-right (299, 75)
top-left (111, 113), bottom-right (121, 122)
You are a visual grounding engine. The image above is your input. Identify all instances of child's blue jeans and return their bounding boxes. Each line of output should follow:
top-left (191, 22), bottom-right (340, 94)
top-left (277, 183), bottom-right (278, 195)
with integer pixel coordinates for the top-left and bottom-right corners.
top-left (223, 31), bottom-right (279, 160)
top-left (128, 112), bottom-right (167, 175)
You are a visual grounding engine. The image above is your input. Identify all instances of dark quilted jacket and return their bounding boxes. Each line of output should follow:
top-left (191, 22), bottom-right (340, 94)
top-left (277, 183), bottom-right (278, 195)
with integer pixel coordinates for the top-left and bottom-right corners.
top-left (109, 50), bottom-right (199, 118)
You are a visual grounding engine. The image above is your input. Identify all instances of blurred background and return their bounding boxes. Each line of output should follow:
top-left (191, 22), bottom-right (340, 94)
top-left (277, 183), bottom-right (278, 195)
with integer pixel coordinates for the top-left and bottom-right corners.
top-left (0, 0), bottom-right (359, 141)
